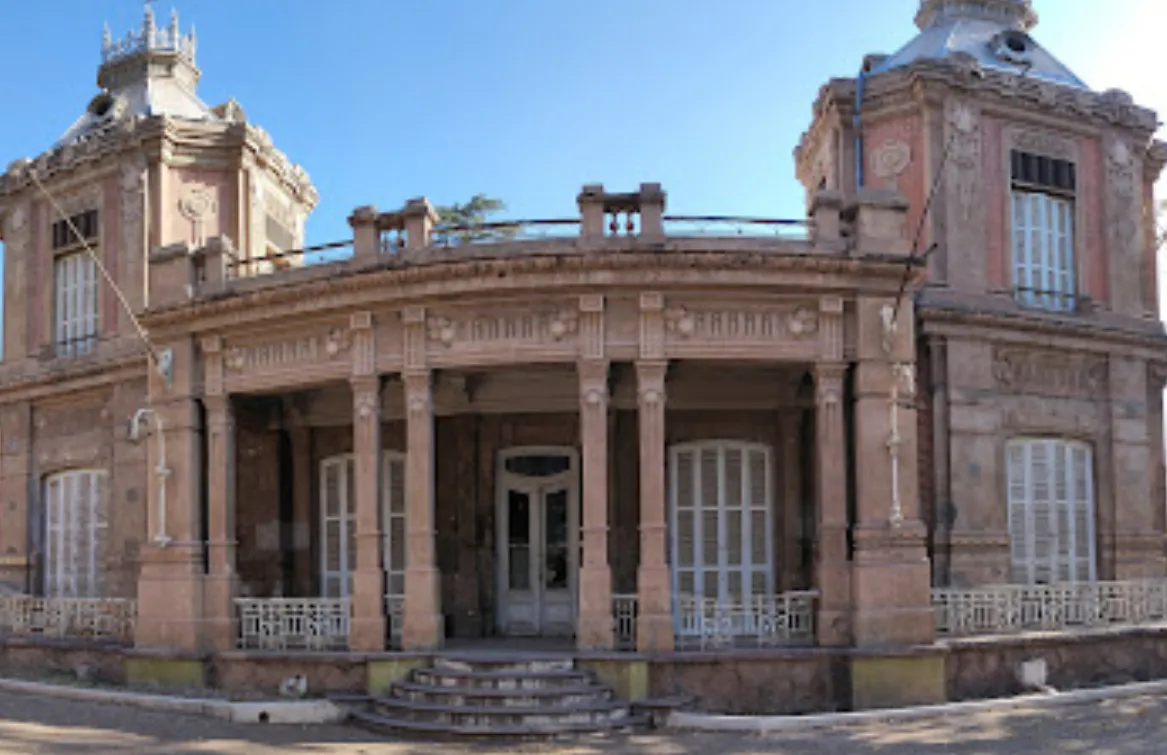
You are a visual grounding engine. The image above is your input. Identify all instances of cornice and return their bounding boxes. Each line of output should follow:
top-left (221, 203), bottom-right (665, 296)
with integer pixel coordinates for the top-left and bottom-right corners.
top-left (243, 124), bottom-right (319, 210)
top-left (918, 299), bottom-right (1167, 355)
top-left (141, 247), bottom-right (926, 336)
top-left (0, 350), bottom-right (148, 404)
top-left (803, 59), bottom-right (1158, 143)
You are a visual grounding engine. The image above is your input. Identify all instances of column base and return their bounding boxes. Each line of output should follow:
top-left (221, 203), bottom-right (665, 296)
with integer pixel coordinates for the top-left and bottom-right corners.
top-left (636, 564), bottom-right (674, 652)
top-left (351, 568), bottom-right (387, 652)
top-left (135, 546), bottom-right (203, 653)
top-left (577, 564), bottom-right (613, 650)
top-left (402, 566), bottom-right (443, 651)
top-left (202, 573), bottom-right (238, 651)
top-left (851, 523), bottom-right (934, 647)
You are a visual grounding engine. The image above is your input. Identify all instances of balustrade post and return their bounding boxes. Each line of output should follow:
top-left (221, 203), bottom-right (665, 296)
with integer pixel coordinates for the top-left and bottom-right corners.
top-left (202, 386), bottom-right (238, 651)
top-left (577, 184), bottom-right (606, 239)
top-left (348, 205), bottom-right (380, 260)
top-left (637, 182), bottom-right (666, 241)
top-left (402, 198), bottom-right (438, 250)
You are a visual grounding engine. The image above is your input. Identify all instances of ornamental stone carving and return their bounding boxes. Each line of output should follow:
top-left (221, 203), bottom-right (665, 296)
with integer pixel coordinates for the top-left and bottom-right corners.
top-left (1009, 128), bottom-right (1076, 161)
top-left (1104, 132), bottom-right (1145, 316)
top-left (178, 187), bottom-right (217, 246)
top-left (223, 328), bottom-right (352, 375)
top-left (663, 305), bottom-right (818, 341)
top-left (992, 346), bottom-right (1107, 397)
top-left (946, 99), bottom-right (982, 224)
top-left (424, 308), bottom-right (579, 349)
top-left (871, 139), bottom-right (911, 187)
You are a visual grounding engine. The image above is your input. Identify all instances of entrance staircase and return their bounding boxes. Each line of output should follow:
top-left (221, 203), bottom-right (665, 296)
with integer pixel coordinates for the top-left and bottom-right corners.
top-left (340, 654), bottom-right (643, 739)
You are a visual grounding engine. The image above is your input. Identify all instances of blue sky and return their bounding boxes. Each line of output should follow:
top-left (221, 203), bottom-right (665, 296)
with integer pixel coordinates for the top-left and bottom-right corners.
top-left (0, 0), bottom-right (1162, 249)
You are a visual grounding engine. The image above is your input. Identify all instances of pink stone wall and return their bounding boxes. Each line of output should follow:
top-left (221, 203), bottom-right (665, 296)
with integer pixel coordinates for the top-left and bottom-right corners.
top-left (167, 170), bottom-right (235, 248)
top-left (864, 115), bottom-right (927, 249)
top-left (101, 175), bottom-right (119, 337)
top-left (982, 115), bottom-right (1006, 290)
top-left (1079, 136), bottom-right (1107, 303)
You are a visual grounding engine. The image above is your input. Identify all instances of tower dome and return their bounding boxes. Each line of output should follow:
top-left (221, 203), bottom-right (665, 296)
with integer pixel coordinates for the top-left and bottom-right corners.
top-left (870, 0), bottom-right (1086, 88)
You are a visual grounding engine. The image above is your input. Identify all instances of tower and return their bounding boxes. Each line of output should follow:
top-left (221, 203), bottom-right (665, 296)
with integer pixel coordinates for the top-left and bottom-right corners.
top-left (795, 0), bottom-right (1167, 643)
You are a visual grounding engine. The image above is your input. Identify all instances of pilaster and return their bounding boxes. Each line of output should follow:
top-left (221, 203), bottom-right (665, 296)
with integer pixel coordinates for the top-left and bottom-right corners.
top-left (349, 312), bottom-right (386, 651)
top-left (201, 388), bottom-right (237, 651)
top-left (401, 306), bottom-right (442, 650)
top-left (576, 294), bottom-right (613, 647)
top-left (813, 362), bottom-right (851, 646)
top-left (635, 358), bottom-right (672, 652)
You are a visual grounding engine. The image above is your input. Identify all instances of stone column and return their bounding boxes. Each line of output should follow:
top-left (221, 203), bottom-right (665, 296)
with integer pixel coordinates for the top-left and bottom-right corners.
top-left (850, 297), bottom-right (932, 648)
top-left (814, 362), bottom-right (851, 646)
top-left (402, 370), bottom-right (442, 649)
top-left (349, 311), bottom-right (386, 651)
top-left (577, 359), bottom-right (613, 649)
top-left (202, 392), bottom-right (237, 651)
top-left (135, 340), bottom-right (204, 652)
top-left (635, 359), bottom-right (672, 651)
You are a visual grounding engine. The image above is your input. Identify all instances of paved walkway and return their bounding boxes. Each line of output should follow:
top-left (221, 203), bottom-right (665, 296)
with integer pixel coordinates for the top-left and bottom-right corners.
top-left (0, 688), bottom-right (1163, 753)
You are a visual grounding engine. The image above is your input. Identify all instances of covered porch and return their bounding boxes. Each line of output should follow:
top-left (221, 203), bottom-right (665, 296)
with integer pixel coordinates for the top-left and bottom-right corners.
top-left (223, 361), bottom-right (825, 654)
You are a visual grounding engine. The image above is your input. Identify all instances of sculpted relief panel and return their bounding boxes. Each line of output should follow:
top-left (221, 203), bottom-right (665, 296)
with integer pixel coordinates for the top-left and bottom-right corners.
top-left (424, 305), bottom-right (580, 366)
top-left (222, 326), bottom-right (352, 389)
top-left (663, 300), bottom-right (820, 359)
top-left (993, 346), bottom-right (1107, 398)
top-left (1104, 132), bottom-right (1146, 318)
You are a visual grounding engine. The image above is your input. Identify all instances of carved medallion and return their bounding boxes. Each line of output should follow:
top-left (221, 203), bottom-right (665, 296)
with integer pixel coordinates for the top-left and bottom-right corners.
top-left (871, 139), bottom-right (911, 186)
top-left (178, 188), bottom-right (216, 221)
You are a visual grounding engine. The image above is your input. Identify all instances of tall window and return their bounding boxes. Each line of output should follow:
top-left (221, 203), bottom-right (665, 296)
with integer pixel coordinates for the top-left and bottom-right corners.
top-left (43, 470), bottom-right (108, 598)
top-left (52, 210), bottom-right (100, 356)
top-left (1011, 151), bottom-right (1076, 312)
top-left (319, 452), bottom-right (406, 600)
top-left (1006, 438), bottom-right (1096, 584)
top-left (669, 441), bottom-right (774, 605)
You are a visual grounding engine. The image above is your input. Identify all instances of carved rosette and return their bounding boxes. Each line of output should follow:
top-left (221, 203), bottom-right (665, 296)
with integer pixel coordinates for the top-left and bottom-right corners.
top-left (871, 139), bottom-right (911, 189)
top-left (578, 294), bottom-right (605, 361)
top-left (639, 293), bottom-right (666, 360)
top-left (178, 186), bottom-right (217, 246)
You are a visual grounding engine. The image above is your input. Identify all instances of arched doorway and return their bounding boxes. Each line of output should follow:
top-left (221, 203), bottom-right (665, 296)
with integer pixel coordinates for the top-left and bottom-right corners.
top-left (495, 446), bottom-right (579, 637)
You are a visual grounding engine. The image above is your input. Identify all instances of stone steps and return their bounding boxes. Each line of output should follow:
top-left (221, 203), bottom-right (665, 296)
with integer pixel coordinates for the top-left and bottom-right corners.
top-left (347, 654), bottom-right (639, 739)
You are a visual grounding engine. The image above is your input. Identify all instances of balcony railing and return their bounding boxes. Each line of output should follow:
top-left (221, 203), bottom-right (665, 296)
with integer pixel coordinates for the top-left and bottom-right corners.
top-left (235, 597), bottom-right (351, 652)
top-left (0, 596), bottom-right (136, 645)
top-left (225, 240), bottom-right (354, 275)
top-left (674, 591), bottom-right (818, 651)
top-left (662, 215), bottom-right (809, 239)
top-left (933, 580), bottom-right (1167, 638)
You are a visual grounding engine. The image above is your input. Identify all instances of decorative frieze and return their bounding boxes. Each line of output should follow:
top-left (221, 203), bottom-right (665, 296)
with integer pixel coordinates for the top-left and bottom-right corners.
top-left (818, 296), bottom-right (844, 362)
top-left (577, 294), bottom-right (605, 361)
top-left (663, 304), bottom-right (818, 342)
top-left (349, 312), bottom-right (374, 377)
top-left (992, 346), bottom-right (1107, 397)
top-left (222, 327), bottom-right (351, 375)
top-left (945, 98), bottom-right (982, 225)
top-left (1007, 127), bottom-right (1077, 161)
top-left (425, 308), bottom-right (578, 349)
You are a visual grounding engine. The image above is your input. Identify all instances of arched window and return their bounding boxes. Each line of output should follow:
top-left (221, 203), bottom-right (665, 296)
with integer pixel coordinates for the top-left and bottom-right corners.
top-left (318, 452), bottom-right (406, 599)
top-left (43, 469), bottom-right (108, 598)
top-left (1006, 438), bottom-right (1096, 584)
top-left (669, 441), bottom-right (774, 604)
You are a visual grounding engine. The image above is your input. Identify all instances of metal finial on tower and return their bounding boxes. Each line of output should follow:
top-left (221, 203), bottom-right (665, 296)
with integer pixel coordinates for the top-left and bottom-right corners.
top-left (143, 1), bottom-right (156, 36)
top-left (102, 22), bottom-right (112, 50)
top-left (170, 8), bottom-right (179, 36)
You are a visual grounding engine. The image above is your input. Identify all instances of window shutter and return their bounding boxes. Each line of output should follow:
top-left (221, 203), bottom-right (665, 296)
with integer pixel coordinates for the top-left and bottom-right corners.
top-left (320, 457), bottom-right (346, 598)
top-left (42, 470), bottom-right (107, 598)
top-left (1007, 442), bottom-right (1031, 583)
top-left (671, 447), bottom-right (697, 598)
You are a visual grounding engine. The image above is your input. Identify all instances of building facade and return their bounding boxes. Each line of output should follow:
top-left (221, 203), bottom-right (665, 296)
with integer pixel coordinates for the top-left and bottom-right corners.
top-left (0, 0), bottom-right (1164, 714)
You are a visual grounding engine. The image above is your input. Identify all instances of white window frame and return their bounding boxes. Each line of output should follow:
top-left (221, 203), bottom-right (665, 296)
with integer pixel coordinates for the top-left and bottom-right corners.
top-left (43, 469), bottom-right (108, 598)
top-left (318, 452), bottom-right (406, 600)
top-left (668, 440), bottom-right (775, 609)
top-left (53, 250), bottom-right (99, 356)
top-left (1006, 438), bottom-right (1097, 584)
top-left (1011, 189), bottom-right (1075, 312)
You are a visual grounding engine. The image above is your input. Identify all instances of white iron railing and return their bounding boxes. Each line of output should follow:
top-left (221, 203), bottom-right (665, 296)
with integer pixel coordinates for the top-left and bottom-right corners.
top-left (613, 594), bottom-right (638, 651)
top-left (0, 596), bottom-right (136, 644)
top-left (386, 596), bottom-right (404, 650)
top-left (674, 591), bottom-right (818, 650)
top-left (933, 579), bottom-right (1167, 637)
top-left (235, 598), bottom-right (350, 651)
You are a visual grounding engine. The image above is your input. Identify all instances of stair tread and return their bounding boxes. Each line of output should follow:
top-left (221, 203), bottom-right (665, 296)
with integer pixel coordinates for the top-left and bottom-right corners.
top-left (374, 695), bottom-right (626, 716)
top-left (417, 667), bottom-right (591, 681)
top-left (352, 709), bottom-right (645, 737)
top-left (393, 679), bottom-right (609, 698)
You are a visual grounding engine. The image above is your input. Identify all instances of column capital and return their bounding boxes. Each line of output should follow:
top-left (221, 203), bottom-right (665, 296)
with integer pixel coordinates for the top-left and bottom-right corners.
top-left (578, 360), bottom-right (610, 405)
top-left (636, 360), bottom-right (668, 406)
